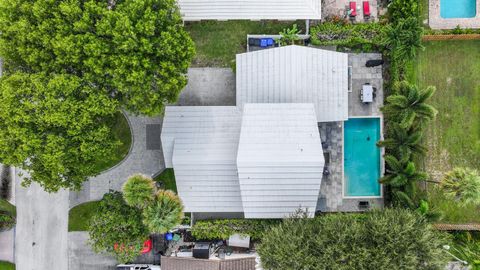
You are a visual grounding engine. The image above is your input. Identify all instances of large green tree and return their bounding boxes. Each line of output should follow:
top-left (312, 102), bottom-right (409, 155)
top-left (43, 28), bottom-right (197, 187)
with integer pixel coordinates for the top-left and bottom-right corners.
top-left (0, 0), bottom-right (194, 115)
top-left (88, 191), bottom-right (148, 263)
top-left (0, 73), bottom-right (119, 191)
top-left (258, 209), bottom-right (448, 270)
top-left (0, 0), bottom-right (194, 191)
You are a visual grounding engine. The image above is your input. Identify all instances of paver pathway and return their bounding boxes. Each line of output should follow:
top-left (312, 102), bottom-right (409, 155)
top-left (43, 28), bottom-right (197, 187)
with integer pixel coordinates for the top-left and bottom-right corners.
top-left (70, 113), bottom-right (164, 207)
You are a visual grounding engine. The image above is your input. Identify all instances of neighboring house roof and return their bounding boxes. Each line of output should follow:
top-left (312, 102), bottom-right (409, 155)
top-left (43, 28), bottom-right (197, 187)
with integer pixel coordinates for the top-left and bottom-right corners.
top-left (177, 0), bottom-right (321, 21)
top-left (236, 45), bottom-right (349, 122)
top-left (237, 104), bottom-right (324, 218)
top-left (160, 104), bottom-right (324, 218)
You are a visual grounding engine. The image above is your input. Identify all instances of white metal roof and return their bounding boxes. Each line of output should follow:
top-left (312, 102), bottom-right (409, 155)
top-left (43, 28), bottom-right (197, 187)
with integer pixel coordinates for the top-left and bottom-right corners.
top-left (161, 106), bottom-right (241, 168)
top-left (162, 106), bottom-right (243, 213)
top-left (177, 0), bottom-right (321, 21)
top-left (237, 104), bottom-right (324, 218)
top-left (236, 45), bottom-right (349, 122)
top-left (172, 137), bottom-right (244, 213)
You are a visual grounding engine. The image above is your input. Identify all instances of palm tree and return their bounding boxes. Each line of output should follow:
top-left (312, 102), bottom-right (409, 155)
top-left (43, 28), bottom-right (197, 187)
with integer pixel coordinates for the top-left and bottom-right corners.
top-left (142, 190), bottom-right (184, 234)
top-left (382, 16), bottom-right (424, 63)
top-left (122, 174), bottom-right (155, 209)
top-left (440, 167), bottom-right (480, 206)
top-left (377, 124), bottom-right (427, 159)
top-left (381, 155), bottom-right (427, 188)
top-left (381, 81), bottom-right (437, 129)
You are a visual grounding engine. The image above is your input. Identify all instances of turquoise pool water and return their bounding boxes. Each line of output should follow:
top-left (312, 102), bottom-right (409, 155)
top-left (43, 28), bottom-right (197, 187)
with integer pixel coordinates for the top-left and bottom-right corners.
top-left (441, 0), bottom-right (476, 18)
top-left (344, 118), bottom-right (381, 197)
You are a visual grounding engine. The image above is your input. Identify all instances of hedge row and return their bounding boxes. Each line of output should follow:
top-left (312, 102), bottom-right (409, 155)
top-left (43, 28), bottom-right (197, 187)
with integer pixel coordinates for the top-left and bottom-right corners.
top-left (191, 219), bottom-right (281, 241)
top-left (310, 21), bottom-right (384, 51)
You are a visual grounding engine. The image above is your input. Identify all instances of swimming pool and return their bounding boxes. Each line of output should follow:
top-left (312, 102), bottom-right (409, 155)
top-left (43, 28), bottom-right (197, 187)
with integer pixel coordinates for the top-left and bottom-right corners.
top-left (441, 0), bottom-right (477, 18)
top-left (344, 118), bottom-right (382, 197)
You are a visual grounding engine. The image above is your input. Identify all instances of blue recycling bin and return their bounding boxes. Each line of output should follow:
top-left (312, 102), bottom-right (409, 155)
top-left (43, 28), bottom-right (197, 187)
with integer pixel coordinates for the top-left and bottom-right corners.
top-left (165, 233), bottom-right (173, 241)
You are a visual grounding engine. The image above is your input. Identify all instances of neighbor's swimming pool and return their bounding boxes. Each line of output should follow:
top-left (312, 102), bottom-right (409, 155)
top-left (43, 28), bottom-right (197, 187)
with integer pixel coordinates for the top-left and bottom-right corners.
top-left (441, 0), bottom-right (477, 18)
top-left (344, 118), bottom-right (382, 197)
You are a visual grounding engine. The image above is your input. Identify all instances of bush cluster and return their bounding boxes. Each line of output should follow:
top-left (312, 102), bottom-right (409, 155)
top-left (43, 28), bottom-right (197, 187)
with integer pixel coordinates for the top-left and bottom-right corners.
top-left (258, 208), bottom-right (449, 270)
top-left (0, 212), bottom-right (15, 232)
top-left (310, 21), bottom-right (384, 51)
top-left (191, 219), bottom-right (281, 241)
top-left (0, 165), bottom-right (11, 200)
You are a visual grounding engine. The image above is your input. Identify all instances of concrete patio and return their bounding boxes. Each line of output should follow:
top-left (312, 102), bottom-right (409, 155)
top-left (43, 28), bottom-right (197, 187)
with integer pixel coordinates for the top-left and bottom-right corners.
top-left (322, 0), bottom-right (379, 22)
top-left (317, 52), bottom-right (384, 213)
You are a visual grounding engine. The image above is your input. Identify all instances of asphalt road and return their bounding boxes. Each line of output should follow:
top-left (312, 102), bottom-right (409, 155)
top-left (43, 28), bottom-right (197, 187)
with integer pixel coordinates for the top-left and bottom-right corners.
top-left (15, 170), bottom-right (69, 270)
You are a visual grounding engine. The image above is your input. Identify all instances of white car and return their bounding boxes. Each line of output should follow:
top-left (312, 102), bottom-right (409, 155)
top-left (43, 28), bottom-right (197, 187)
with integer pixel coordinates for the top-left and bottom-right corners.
top-left (116, 264), bottom-right (161, 270)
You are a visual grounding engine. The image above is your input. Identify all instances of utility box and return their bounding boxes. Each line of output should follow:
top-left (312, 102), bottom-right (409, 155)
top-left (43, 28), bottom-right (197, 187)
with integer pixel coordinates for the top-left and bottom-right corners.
top-left (192, 242), bottom-right (212, 259)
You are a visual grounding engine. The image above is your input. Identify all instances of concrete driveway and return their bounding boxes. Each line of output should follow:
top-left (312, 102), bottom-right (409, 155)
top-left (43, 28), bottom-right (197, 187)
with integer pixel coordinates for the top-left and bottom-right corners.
top-left (69, 232), bottom-right (117, 270)
top-left (177, 68), bottom-right (236, 106)
top-left (15, 169), bottom-right (69, 270)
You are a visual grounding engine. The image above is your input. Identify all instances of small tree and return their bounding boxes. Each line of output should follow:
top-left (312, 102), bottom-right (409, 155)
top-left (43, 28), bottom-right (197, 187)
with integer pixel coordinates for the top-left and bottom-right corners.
top-left (142, 190), bottom-right (183, 234)
top-left (122, 174), bottom-right (155, 209)
top-left (88, 191), bottom-right (148, 263)
top-left (440, 168), bottom-right (480, 206)
top-left (278, 24), bottom-right (301, 46)
top-left (258, 208), bottom-right (449, 270)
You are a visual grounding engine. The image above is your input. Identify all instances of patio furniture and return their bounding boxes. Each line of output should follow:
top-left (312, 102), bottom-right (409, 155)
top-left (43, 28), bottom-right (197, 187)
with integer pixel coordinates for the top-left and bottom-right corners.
top-left (349, 2), bottom-right (357, 17)
top-left (361, 84), bottom-right (374, 103)
top-left (366, 59), bottom-right (383, 67)
top-left (363, 1), bottom-right (370, 18)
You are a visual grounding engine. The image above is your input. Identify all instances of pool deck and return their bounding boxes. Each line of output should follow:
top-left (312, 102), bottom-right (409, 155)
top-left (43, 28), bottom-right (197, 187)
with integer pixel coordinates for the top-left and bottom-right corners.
top-left (317, 53), bottom-right (384, 212)
top-left (429, 0), bottom-right (480, 29)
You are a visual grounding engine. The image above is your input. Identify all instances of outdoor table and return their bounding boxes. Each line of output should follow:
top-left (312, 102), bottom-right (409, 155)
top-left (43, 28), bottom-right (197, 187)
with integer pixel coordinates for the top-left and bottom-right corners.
top-left (361, 84), bottom-right (373, 103)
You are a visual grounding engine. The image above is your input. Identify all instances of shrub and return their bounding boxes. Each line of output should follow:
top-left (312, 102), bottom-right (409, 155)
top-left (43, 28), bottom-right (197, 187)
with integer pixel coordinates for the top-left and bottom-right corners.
top-left (88, 191), bottom-right (148, 263)
top-left (141, 190), bottom-right (183, 234)
top-left (0, 165), bottom-right (11, 200)
top-left (440, 168), bottom-right (480, 206)
top-left (191, 219), bottom-right (281, 241)
top-left (0, 212), bottom-right (15, 232)
top-left (449, 232), bottom-right (480, 268)
top-left (258, 208), bottom-right (449, 270)
top-left (388, 0), bottom-right (419, 23)
top-left (122, 174), bottom-right (155, 209)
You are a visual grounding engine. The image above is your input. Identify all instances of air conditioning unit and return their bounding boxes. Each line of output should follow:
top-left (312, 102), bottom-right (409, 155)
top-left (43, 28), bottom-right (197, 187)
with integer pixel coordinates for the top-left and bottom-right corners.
top-left (192, 242), bottom-right (213, 259)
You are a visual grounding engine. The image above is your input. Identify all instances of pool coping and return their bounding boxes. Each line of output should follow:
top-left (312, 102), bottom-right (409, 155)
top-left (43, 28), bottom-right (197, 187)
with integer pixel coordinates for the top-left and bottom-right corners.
top-left (429, 0), bottom-right (480, 29)
top-left (342, 116), bottom-right (385, 199)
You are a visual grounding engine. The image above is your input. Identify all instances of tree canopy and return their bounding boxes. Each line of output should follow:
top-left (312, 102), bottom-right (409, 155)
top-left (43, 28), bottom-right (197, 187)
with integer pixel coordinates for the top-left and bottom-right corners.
top-left (258, 209), bottom-right (448, 270)
top-left (0, 0), bottom-right (194, 115)
top-left (142, 190), bottom-right (183, 234)
top-left (88, 191), bottom-right (148, 263)
top-left (0, 0), bottom-right (194, 191)
top-left (122, 174), bottom-right (155, 209)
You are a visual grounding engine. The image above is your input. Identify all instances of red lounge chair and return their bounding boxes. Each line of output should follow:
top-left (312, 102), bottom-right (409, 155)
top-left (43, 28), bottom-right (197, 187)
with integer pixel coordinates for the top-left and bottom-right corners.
top-left (363, 1), bottom-right (371, 17)
top-left (349, 2), bottom-right (357, 17)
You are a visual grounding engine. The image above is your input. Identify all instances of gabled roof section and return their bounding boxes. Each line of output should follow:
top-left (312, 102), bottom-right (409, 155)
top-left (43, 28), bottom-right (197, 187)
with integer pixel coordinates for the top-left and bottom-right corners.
top-left (236, 45), bottom-right (349, 122)
top-left (177, 0), bottom-right (321, 21)
top-left (236, 104), bottom-right (324, 218)
top-left (161, 106), bottom-right (241, 168)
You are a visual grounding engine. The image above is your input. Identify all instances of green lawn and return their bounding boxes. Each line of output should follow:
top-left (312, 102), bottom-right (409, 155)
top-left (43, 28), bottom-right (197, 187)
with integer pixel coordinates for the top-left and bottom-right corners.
top-left (412, 41), bottom-right (480, 180)
top-left (0, 199), bottom-right (15, 216)
top-left (68, 201), bottom-right (100, 232)
top-left (154, 169), bottom-right (177, 193)
top-left (0, 261), bottom-right (15, 270)
top-left (185, 20), bottom-right (304, 67)
top-left (92, 111), bottom-right (132, 174)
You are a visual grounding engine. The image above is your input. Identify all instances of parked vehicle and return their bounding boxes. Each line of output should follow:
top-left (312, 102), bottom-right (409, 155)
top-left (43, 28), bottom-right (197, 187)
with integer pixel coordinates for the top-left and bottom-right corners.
top-left (116, 264), bottom-right (160, 270)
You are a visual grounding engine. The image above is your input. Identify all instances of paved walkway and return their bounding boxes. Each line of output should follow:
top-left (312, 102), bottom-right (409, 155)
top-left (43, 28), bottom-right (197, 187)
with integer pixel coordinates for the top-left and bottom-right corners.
top-left (0, 229), bottom-right (14, 263)
top-left (15, 169), bottom-right (69, 270)
top-left (70, 113), bottom-right (164, 207)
